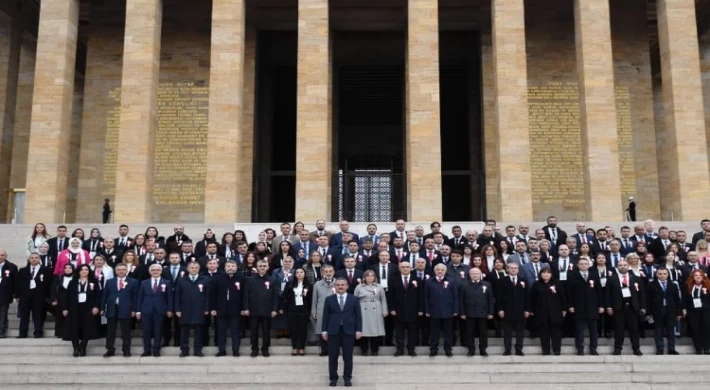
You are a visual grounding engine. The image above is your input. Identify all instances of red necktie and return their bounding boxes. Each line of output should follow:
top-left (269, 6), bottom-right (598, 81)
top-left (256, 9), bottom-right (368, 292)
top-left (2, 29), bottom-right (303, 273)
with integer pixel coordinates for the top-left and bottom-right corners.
top-left (622, 274), bottom-right (628, 286)
top-left (581, 236), bottom-right (586, 244)
top-left (119, 279), bottom-right (124, 290)
top-left (397, 250), bottom-right (402, 260)
top-left (428, 251), bottom-right (433, 261)
top-left (404, 276), bottom-right (408, 290)
top-left (348, 271), bottom-right (353, 283)
top-left (152, 279), bottom-right (158, 293)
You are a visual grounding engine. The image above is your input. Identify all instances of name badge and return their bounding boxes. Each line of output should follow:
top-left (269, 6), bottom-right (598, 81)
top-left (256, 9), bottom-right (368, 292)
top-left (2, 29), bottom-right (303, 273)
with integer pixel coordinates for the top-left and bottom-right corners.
top-left (380, 278), bottom-right (388, 289)
top-left (621, 287), bottom-right (631, 298)
top-left (694, 298), bottom-right (703, 308)
top-left (78, 293), bottom-right (87, 303)
top-left (30, 280), bottom-right (37, 290)
top-left (295, 296), bottom-right (304, 306)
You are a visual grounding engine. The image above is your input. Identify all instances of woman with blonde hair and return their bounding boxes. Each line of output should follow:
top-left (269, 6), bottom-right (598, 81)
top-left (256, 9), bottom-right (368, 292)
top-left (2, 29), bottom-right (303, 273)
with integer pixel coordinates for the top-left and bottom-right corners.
top-left (353, 270), bottom-right (388, 356)
top-left (26, 223), bottom-right (50, 257)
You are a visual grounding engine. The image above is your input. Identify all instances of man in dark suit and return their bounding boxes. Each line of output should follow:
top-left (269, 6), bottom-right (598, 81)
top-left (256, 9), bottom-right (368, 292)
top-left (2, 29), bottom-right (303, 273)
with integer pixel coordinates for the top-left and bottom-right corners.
top-left (197, 242), bottom-right (226, 271)
top-left (605, 260), bottom-right (646, 356)
top-left (359, 223), bottom-right (380, 247)
top-left (618, 226), bottom-right (636, 256)
top-left (144, 247), bottom-right (167, 268)
top-left (46, 225), bottom-right (69, 263)
top-left (496, 262), bottom-right (529, 356)
top-left (459, 268), bottom-right (494, 356)
top-left (646, 268), bottom-right (681, 355)
top-left (210, 260), bottom-right (244, 357)
top-left (310, 219), bottom-right (334, 242)
top-left (412, 258), bottom-right (432, 344)
top-left (335, 256), bottom-right (363, 294)
top-left (293, 230), bottom-right (317, 260)
top-left (566, 257), bottom-right (604, 355)
top-left (0, 250), bottom-right (18, 338)
top-left (388, 261), bottom-right (422, 357)
top-left (390, 219), bottom-right (407, 242)
top-left (542, 216), bottom-right (567, 250)
top-left (101, 263), bottom-right (138, 357)
top-left (138, 241), bottom-right (158, 266)
top-left (330, 220), bottom-right (359, 248)
top-left (175, 261), bottom-right (210, 357)
top-left (161, 253), bottom-right (184, 347)
top-left (178, 241), bottom-right (198, 265)
top-left (336, 241), bottom-right (363, 271)
top-left (114, 224), bottom-right (133, 251)
top-left (165, 226), bottom-right (190, 254)
top-left (446, 225), bottom-right (468, 250)
top-left (691, 219), bottom-right (710, 248)
top-left (424, 263), bottom-right (459, 357)
top-left (322, 277), bottom-right (362, 387)
top-left (243, 260), bottom-right (279, 357)
top-left (682, 251), bottom-right (708, 276)
top-left (15, 254), bottom-right (52, 338)
top-left (315, 235), bottom-right (340, 267)
top-left (648, 227), bottom-right (672, 262)
top-left (571, 222), bottom-right (595, 248)
top-left (136, 264), bottom-right (174, 357)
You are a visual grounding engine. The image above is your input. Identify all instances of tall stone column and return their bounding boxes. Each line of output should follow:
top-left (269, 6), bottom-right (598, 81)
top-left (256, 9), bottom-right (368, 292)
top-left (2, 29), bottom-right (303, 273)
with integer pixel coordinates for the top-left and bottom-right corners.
top-left (239, 27), bottom-right (256, 222)
top-left (656, 0), bottom-right (710, 219)
top-left (205, 0), bottom-right (246, 222)
top-left (296, 0), bottom-right (331, 221)
top-left (406, 0), bottom-right (442, 221)
top-left (24, 0), bottom-right (79, 223)
top-left (491, 0), bottom-right (533, 221)
top-left (573, 0), bottom-right (622, 221)
top-left (114, 0), bottom-right (163, 223)
top-left (0, 11), bottom-right (21, 223)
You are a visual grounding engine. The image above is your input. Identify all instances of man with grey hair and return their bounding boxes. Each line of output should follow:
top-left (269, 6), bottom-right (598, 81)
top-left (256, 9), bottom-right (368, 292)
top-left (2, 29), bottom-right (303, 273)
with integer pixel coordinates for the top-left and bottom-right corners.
top-left (136, 263), bottom-right (173, 357)
top-left (312, 264), bottom-right (336, 356)
top-left (0, 249), bottom-right (18, 338)
top-left (424, 263), bottom-right (459, 357)
top-left (243, 260), bottom-right (278, 357)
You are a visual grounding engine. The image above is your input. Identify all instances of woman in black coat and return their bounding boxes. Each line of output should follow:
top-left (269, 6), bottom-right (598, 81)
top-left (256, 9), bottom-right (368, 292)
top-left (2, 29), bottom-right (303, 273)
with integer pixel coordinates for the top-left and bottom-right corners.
top-left (484, 258), bottom-right (507, 337)
top-left (280, 268), bottom-right (312, 356)
top-left (50, 263), bottom-right (74, 337)
top-left (590, 253), bottom-right (615, 338)
top-left (60, 264), bottom-right (101, 357)
top-left (528, 268), bottom-right (567, 355)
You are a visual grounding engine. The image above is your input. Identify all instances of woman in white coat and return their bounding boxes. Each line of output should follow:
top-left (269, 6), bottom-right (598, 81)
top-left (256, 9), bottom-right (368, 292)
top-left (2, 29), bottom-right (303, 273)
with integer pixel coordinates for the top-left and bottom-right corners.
top-left (353, 270), bottom-right (388, 355)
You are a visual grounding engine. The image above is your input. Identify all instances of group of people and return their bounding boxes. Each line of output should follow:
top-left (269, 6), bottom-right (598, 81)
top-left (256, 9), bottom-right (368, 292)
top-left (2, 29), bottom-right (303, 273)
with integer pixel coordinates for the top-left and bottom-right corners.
top-left (2, 218), bottom-right (710, 384)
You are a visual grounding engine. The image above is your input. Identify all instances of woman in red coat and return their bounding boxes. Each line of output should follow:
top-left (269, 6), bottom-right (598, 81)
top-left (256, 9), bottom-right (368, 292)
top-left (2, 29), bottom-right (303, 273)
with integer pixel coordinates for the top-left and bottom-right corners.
top-left (54, 238), bottom-right (91, 276)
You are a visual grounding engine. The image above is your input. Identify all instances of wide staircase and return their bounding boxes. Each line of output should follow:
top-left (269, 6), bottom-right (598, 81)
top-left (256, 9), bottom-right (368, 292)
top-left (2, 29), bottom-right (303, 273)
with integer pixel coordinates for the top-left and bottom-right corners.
top-left (1, 303), bottom-right (710, 389)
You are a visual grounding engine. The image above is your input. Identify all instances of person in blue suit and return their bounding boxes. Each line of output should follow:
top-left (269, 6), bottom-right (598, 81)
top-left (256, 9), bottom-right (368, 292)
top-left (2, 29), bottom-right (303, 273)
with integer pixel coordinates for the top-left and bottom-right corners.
top-left (175, 261), bottom-right (211, 357)
top-left (101, 263), bottom-right (138, 357)
top-left (322, 278), bottom-right (362, 387)
top-left (424, 263), bottom-right (460, 357)
top-left (136, 264), bottom-right (173, 357)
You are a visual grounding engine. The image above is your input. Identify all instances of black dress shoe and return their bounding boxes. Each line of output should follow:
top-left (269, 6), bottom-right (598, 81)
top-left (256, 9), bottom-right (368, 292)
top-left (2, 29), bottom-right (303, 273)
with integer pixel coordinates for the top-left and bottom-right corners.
top-left (194, 351), bottom-right (205, 357)
top-left (141, 352), bottom-right (152, 357)
top-left (233, 351), bottom-right (240, 357)
top-left (329, 381), bottom-right (337, 387)
top-left (153, 352), bottom-right (161, 357)
top-left (179, 351), bottom-right (189, 357)
top-left (408, 351), bottom-right (417, 357)
top-left (262, 351), bottom-right (270, 357)
top-left (667, 350), bottom-right (680, 355)
top-left (250, 351), bottom-right (258, 357)
top-left (633, 349), bottom-right (643, 356)
top-left (576, 350), bottom-right (584, 356)
top-left (394, 351), bottom-right (403, 357)
top-left (612, 349), bottom-right (621, 355)
top-left (467, 351), bottom-right (475, 357)
top-left (515, 351), bottom-right (524, 356)
top-left (73, 349), bottom-right (79, 358)
top-left (480, 351), bottom-right (488, 357)
top-left (429, 351), bottom-right (437, 357)
top-left (542, 351), bottom-right (550, 356)
top-left (503, 351), bottom-right (511, 356)
top-left (16, 335), bottom-right (27, 339)
top-left (445, 351), bottom-right (453, 357)
top-left (216, 351), bottom-right (227, 357)
top-left (103, 351), bottom-right (115, 358)
top-left (589, 350), bottom-right (599, 356)
top-left (79, 348), bottom-right (86, 357)
top-left (656, 349), bottom-right (663, 355)
top-left (704, 350), bottom-right (710, 355)
top-left (123, 351), bottom-right (131, 357)
top-left (553, 351), bottom-right (561, 356)
top-left (344, 381), bottom-right (352, 387)
top-left (33, 334), bottom-right (43, 339)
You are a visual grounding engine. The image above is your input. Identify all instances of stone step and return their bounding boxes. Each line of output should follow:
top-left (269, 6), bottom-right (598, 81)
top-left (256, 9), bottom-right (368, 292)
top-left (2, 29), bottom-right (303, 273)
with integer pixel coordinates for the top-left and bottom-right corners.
top-left (0, 385), bottom-right (690, 390)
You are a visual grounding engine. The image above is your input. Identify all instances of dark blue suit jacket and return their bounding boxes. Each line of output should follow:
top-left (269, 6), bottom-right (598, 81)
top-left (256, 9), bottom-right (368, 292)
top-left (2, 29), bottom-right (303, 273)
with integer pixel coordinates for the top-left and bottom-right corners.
top-left (321, 293), bottom-right (362, 336)
top-left (331, 232), bottom-right (360, 248)
top-left (359, 235), bottom-right (380, 246)
top-left (174, 275), bottom-right (211, 325)
top-left (101, 277), bottom-right (139, 319)
top-left (293, 241), bottom-right (318, 257)
top-left (136, 278), bottom-right (174, 315)
top-left (424, 277), bottom-right (460, 319)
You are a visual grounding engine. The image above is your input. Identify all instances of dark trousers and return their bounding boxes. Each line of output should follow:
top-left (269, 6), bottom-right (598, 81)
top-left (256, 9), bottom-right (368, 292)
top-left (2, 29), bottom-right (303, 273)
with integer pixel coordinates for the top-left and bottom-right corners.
top-left (328, 329), bottom-right (355, 382)
top-left (383, 315), bottom-right (394, 345)
top-left (503, 319), bottom-right (525, 353)
top-left (216, 314), bottom-right (241, 353)
top-left (455, 316), bottom-right (467, 346)
top-left (249, 316), bottom-right (271, 352)
top-left (287, 312), bottom-right (308, 349)
top-left (54, 305), bottom-right (65, 337)
top-left (687, 310), bottom-right (710, 352)
top-left (417, 315), bottom-right (430, 345)
top-left (19, 302), bottom-right (44, 336)
top-left (575, 318), bottom-right (599, 351)
top-left (394, 319), bottom-right (417, 353)
top-left (141, 313), bottom-right (165, 353)
top-left (0, 304), bottom-right (8, 335)
top-left (653, 309), bottom-right (676, 350)
top-left (538, 321), bottom-right (562, 354)
top-left (465, 317), bottom-right (488, 352)
top-left (360, 336), bottom-right (380, 353)
top-left (162, 314), bottom-right (180, 346)
top-left (613, 305), bottom-right (640, 350)
top-left (106, 316), bottom-right (132, 352)
top-left (71, 339), bottom-right (89, 350)
top-left (180, 324), bottom-right (204, 353)
top-left (102, 213), bottom-right (110, 224)
top-left (598, 311), bottom-right (613, 337)
top-left (201, 314), bottom-right (215, 346)
top-left (429, 317), bottom-right (453, 353)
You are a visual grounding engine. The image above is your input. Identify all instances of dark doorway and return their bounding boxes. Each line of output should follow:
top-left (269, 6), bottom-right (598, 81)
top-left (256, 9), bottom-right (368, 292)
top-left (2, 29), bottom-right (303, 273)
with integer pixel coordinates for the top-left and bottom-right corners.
top-left (253, 31), bottom-right (297, 222)
top-left (332, 32), bottom-right (406, 222)
top-left (440, 31), bottom-right (485, 220)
